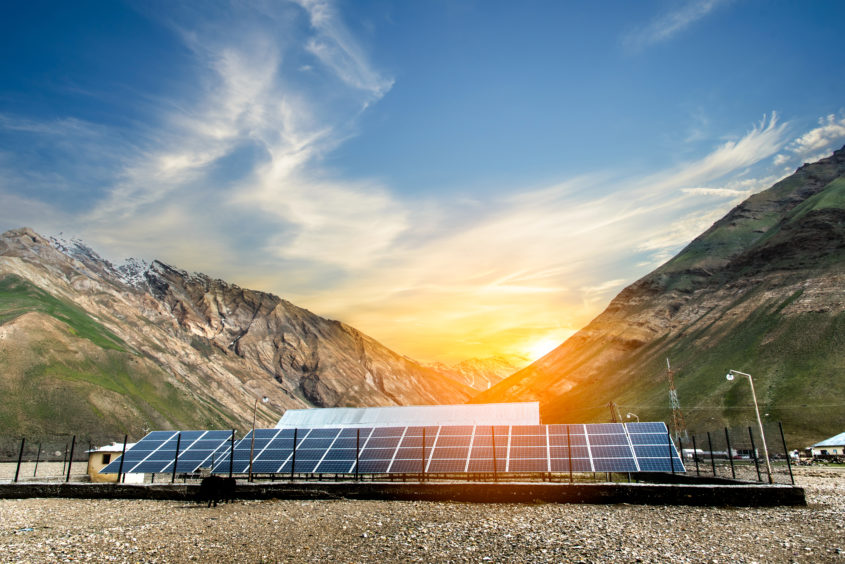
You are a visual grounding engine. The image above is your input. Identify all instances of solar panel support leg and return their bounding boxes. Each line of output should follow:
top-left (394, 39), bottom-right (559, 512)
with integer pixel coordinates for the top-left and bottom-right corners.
top-left (65, 436), bottom-right (75, 483)
top-left (725, 428), bottom-right (735, 479)
top-left (14, 437), bottom-right (24, 483)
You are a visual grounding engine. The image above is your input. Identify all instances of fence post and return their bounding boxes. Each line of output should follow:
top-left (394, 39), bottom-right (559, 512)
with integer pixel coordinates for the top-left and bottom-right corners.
top-left (229, 429), bottom-right (235, 478)
top-left (706, 432), bottom-right (716, 477)
top-left (355, 428), bottom-right (360, 482)
top-left (33, 442), bottom-right (42, 478)
top-left (691, 435), bottom-right (700, 476)
top-left (14, 437), bottom-right (25, 483)
top-left (171, 432), bottom-right (181, 484)
top-left (748, 426), bottom-right (761, 482)
top-left (678, 435), bottom-right (684, 473)
top-left (725, 428), bottom-right (736, 479)
top-left (779, 421), bottom-right (794, 485)
top-left (117, 434), bottom-right (128, 483)
top-left (491, 426), bottom-right (498, 483)
top-left (62, 443), bottom-right (68, 477)
top-left (290, 428), bottom-right (297, 481)
top-left (65, 436), bottom-right (76, 482)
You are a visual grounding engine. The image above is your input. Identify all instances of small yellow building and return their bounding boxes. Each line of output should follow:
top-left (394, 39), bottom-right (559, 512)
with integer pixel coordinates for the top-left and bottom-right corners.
top-left (86, 442), bottom-right (136, 483)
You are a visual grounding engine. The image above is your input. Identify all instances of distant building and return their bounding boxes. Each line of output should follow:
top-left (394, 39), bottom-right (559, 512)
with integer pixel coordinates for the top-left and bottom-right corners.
top-left (276, 402), bottom-right (541, 428)
top-left (810, 431), bottom-right (845, 457)
top-left (86, 442), bottom-right (143, 483)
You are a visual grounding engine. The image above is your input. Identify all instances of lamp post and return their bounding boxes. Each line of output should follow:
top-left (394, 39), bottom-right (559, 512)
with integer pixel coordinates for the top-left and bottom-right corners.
top-left (626, 412), bottom-right (639, 423)
top-left (725, 369), bottom-right (773, 483)
top-left (248, 396), bottom-right (269, 482)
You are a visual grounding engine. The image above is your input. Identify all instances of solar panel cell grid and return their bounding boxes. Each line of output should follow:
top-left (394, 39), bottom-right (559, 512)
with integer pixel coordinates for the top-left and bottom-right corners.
top-left (587, 434), bottom-right (629, 446)
top-left (359, 448), bottom-right (396, 460)
top-left (105, 423), bottom-right (684, 476)
top-left (437, 426), bottom-right (474, 436)
top-left (510, 435), bottom-right (547, 447)
top-left (366, 437), bottom-right (401, 449)
top-left (433, 436), bottom-right (471, 447)
top-left (371, 427), bottom-right (406, 438)
top-left (427, 459), bottom-right (466, 472)
top-left (508, 459), bottom-right (547, 472)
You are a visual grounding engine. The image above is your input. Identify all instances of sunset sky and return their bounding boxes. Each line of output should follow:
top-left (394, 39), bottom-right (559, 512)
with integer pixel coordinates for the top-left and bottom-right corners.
top-left (1, 1), bottom-right (844, 364)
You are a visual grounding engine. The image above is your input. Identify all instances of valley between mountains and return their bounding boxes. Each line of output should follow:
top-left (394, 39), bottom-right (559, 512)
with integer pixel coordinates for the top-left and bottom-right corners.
top-left (1, 147), bottom-right (844, 446)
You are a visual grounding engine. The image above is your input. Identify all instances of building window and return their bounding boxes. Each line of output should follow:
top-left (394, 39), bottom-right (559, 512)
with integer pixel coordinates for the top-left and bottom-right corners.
top-left (102, 454), bottom-right (111, 465)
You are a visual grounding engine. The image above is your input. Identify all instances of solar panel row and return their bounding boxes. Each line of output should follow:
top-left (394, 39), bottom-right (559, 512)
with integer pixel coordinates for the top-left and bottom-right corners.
top-left (101, 422), bottom-right (684, 475)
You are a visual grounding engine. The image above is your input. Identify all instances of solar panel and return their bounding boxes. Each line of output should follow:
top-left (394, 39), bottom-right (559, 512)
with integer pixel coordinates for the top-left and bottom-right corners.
top-left (100, 430), bottom-right (233, 474)
top-left (112, 422), bottom-right (685, 477)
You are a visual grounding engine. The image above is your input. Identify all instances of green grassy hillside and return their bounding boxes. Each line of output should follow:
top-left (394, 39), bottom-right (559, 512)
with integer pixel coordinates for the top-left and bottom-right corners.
top-left (0, 274), bottom-right (240, 443)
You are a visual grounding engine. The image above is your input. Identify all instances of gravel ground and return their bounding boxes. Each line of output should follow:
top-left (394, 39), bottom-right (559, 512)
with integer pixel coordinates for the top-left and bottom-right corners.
top-left (1, 467), bottom-right (842, 563)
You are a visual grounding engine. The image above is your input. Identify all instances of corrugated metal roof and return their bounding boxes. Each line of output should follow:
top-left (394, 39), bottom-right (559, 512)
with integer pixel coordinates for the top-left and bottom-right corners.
top-left (812, 431), bottom-right (845, 448)
top-left (275, 402), bottom-right (540, 428)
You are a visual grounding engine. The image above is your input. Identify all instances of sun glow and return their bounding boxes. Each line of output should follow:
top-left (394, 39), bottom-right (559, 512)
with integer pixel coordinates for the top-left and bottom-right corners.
top-left (524, 336), bottom-right (565, 362)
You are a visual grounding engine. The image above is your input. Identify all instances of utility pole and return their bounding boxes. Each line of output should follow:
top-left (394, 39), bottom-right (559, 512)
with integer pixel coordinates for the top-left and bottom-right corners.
top-left (666, 358), bottom-right (687, 440)
top-left (608, 401), bottom-right (622, 423)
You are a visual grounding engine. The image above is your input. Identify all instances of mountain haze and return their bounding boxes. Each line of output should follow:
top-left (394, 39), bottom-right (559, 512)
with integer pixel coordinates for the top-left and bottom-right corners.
top-left (0, 230), bottom-right (472, 440)
top-left (474, 147), bottom-right (845, 446)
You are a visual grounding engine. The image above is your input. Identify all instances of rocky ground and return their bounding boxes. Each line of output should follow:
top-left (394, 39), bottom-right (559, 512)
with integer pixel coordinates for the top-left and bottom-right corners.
top-left (1, 467), bottom-right (843, 563)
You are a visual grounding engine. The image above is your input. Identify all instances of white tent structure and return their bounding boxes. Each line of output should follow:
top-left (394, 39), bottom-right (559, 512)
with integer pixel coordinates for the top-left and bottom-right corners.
top-left (275, 402), bottom-right (540, 429)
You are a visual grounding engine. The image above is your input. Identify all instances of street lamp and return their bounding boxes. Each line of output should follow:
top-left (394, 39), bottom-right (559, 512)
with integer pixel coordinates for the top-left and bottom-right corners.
top-left (626, 412), bottom-right (639, 423)
top-left (248, 396), bottom-right (269, 482)
top-left (725, 369), bottom-right (773, 483)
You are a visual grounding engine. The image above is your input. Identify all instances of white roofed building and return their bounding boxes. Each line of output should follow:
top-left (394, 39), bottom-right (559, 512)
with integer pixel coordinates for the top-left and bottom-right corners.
top-left (810, 431), bottom-right (845, 457)
top-left (276, 402), bottom-right (540, 429)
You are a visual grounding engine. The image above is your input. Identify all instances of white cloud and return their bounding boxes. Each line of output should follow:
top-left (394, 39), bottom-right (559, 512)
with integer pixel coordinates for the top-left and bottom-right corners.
top-left (790, 113), bottom-right (845, 157)
top-left (623, 0), bottom-right (730, 51)
top-left (294, 0), bottom-right (394, 98)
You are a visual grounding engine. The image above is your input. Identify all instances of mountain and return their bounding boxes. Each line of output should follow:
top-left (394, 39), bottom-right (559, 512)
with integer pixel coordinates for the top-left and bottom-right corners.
top-left (0, 229), bottom-right (473, 441)
top-left (427, 356), bottom-right (528, 391)
top-left (473, 146), bottom-right (845, 446)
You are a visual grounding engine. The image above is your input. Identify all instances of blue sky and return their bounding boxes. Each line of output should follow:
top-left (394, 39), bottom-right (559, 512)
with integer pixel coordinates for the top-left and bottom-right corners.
top-left (1, 0), bottom-right (844, 363)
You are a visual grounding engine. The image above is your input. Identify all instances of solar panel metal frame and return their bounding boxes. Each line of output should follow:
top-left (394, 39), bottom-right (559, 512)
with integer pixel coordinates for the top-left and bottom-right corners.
top-left (113, 422), bottom-right (685, 477)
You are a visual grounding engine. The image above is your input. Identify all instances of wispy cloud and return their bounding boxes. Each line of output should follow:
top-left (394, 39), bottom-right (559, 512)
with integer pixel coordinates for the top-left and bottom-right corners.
top-left (623, 0), bottom-right (730, 51)
top-left (771, 113), bottom-right (845, 169)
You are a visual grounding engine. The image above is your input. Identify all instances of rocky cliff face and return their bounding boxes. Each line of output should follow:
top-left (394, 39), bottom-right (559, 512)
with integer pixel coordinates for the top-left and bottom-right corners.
top-left (473, 147), bottom-right (845, 446)
top-left (0, 230), bottom-right (472, 439)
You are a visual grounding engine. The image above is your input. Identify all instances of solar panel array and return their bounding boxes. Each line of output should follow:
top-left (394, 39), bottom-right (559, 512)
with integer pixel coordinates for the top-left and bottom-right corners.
top-left (100, 430), bottom-right (232, 474)
top-left (101, 422), bottom-right (684, 475)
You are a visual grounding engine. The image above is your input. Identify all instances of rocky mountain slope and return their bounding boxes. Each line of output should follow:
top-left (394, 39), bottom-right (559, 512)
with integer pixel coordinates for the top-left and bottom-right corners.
top-left (0, 230), bottom-right (472, 440)
top-left (473, 147), bottom-right (845, 446)
top-left (427, 356), bottom-right (528, 391)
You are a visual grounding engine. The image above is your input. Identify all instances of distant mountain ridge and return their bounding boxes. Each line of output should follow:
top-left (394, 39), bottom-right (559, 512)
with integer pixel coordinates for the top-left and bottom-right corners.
top-left (427, 356), bottom-right (528, 391)
top-left (473, 146), bottom-right (845, 446)
top-left (0, 229), bottom-right (473, 439)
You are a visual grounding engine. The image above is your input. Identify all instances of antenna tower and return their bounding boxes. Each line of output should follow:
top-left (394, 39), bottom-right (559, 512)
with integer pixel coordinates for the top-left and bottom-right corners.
top-left (665, 358), bottom-right (687, 439)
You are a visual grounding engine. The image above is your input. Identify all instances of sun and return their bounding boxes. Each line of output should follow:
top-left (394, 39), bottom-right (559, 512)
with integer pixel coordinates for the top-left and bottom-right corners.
top-left (524, 337), bottom-right (563, 362)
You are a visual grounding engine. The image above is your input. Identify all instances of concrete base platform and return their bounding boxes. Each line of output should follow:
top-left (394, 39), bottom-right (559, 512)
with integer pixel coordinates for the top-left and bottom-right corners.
top-left (0, 480), bottom-right (805, 506)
